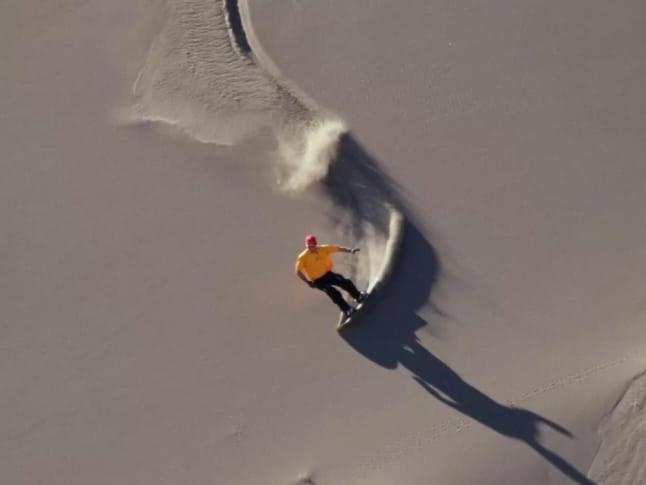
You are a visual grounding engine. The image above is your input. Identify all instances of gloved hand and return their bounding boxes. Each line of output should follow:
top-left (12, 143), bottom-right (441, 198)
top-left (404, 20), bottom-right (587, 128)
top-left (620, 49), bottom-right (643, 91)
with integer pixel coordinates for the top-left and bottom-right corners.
top-left (351, 248), bottom-right (360, 254)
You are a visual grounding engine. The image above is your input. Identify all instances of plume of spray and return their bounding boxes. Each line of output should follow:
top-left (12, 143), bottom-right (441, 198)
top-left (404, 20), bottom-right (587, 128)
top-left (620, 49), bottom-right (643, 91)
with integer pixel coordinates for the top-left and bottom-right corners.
top-left (276, 118), bottom-right (347, 193)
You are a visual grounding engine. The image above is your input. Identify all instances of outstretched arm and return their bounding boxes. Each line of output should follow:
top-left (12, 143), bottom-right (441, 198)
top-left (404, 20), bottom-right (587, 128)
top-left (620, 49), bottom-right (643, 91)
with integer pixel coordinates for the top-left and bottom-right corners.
top-left (337, 246), bottom-right (360, 254)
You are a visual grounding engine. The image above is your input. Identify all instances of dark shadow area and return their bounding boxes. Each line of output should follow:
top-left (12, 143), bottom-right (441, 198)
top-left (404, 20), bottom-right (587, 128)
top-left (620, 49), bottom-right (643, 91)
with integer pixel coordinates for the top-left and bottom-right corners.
top-left (225, 0), bottom-right (252, 55)
top-left (323, 133), bottom-right (404, 244)
top-left (331, 135), bottom-right (595, 484)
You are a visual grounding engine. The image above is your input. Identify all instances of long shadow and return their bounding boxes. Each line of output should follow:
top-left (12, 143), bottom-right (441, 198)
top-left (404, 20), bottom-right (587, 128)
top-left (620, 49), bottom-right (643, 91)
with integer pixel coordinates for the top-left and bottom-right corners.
top-left (332, 138), bottom-right (594, 484)
top-left (404, 341), bottom-right (594, 485)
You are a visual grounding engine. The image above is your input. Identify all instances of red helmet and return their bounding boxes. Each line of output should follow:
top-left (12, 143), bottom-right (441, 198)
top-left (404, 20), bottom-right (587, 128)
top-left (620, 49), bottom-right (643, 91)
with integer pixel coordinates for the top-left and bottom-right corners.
top-left (305, 234), bottom-right (317, 246)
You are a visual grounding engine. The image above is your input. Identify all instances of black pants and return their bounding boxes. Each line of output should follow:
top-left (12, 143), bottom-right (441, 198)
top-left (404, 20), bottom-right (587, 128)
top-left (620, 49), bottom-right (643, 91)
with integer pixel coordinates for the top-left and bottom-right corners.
top-left (313, 271), bottom-right (361, 312)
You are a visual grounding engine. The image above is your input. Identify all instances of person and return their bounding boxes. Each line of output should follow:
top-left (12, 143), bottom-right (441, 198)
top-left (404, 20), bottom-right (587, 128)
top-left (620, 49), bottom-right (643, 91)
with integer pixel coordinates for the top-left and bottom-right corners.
top-left (295, 234), bottom-right (366, 317)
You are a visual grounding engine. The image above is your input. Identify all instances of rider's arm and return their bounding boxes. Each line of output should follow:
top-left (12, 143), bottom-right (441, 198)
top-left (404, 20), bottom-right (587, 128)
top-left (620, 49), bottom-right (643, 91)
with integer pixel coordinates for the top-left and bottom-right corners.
top-left (294, 259), bottom-right (312, 286)
top-left (296, 270), bottom-right (313, 287)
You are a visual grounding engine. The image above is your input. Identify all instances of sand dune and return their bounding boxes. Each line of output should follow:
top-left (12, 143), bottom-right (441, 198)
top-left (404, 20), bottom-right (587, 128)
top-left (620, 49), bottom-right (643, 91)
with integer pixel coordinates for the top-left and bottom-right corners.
top-left (3, 0), bottom-right (646, 484)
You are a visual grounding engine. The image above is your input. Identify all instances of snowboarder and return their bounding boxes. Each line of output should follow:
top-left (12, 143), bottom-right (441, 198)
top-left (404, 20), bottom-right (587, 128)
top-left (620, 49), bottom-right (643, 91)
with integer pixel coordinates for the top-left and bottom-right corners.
top-left (295, 234), bottom-right (366, 317)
